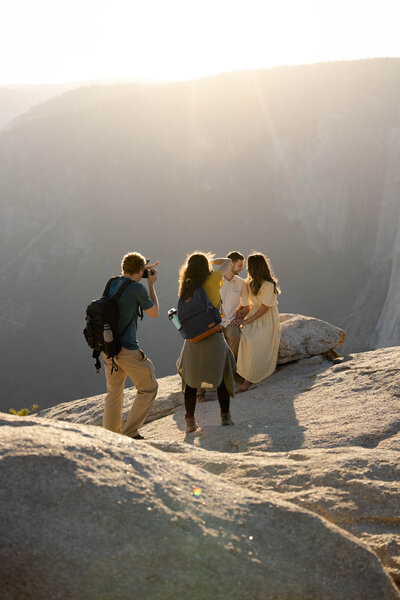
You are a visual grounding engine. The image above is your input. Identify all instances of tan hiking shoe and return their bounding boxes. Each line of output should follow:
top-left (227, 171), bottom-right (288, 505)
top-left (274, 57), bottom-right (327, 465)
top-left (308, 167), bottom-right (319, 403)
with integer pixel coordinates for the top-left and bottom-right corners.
top-left (221, 413), bottom-right (234, 426)
top-left (184, 414), bottom-right (199, 433)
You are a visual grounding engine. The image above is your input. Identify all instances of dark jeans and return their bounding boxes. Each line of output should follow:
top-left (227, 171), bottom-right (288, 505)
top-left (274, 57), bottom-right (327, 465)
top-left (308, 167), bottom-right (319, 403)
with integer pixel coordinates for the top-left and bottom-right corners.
top-left (184, 381), bottom-right (230, 418)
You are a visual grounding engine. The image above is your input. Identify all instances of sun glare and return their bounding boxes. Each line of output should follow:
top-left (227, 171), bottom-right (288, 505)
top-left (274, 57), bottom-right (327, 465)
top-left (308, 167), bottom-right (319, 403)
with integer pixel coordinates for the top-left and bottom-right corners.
top-left (1, 0), bottom-right (400, 85)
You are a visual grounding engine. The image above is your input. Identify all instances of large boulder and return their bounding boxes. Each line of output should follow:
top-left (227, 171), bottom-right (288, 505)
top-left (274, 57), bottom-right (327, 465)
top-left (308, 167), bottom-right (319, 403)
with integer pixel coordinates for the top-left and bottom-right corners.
top-left (0, 414), bottom-right (399, 600)
top-left (278, 313), bottom-right (346, 363)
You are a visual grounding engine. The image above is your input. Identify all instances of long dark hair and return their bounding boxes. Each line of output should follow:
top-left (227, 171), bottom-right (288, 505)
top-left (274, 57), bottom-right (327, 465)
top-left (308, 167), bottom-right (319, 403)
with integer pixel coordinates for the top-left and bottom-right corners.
top-left (247, 253), bottom-right (281, 297)
top-left (178, 252), bottom-right (213, 299)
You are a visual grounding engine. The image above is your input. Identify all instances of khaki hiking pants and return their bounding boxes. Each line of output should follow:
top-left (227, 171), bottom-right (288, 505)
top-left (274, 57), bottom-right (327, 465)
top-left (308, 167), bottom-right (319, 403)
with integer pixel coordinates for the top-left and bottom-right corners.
top-left (223, 324), bottom-right (241, 360)
top-left (103, 347), bottom-right (158, 438)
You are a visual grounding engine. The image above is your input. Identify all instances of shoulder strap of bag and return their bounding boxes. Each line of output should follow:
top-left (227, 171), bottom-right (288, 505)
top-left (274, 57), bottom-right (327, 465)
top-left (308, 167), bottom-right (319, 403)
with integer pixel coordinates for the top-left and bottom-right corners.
top-left (103, 277), bottom-right (140, 305)
top-left (199, 285), bottom-right (222, 323)
top-left (106, 279), bottom-right (144, 334)
top-left (199, 285), bottom-right (212, 308)
top-left (110, 278), bottom-right (135, 301)
top-left (103, 277), bottom-right (117, 297)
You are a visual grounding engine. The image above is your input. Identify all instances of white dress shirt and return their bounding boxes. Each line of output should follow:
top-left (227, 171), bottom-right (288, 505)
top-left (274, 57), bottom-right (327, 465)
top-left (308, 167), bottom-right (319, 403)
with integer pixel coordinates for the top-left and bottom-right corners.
top-left (221, 275), bottom-right (249, 326)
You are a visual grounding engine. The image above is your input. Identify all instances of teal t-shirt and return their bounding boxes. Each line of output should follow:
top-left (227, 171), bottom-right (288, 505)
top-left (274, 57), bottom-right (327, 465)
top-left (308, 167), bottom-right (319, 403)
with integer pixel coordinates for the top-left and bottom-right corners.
top-left (109, 277), bottom-right (154, 350)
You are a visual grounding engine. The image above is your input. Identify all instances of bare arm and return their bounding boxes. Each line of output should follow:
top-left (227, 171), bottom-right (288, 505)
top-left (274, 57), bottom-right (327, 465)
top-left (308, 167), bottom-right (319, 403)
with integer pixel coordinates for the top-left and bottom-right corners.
top-left (243, 305), bottom-right (268, 324)
top-left (212, 257), bottom-right (232, 277)
top-left (236, 305), bottom-right (250, 319)
top-left (144, 269), bottom-right (159, 318)
top-left (232, 304), bottom-right (268, 326)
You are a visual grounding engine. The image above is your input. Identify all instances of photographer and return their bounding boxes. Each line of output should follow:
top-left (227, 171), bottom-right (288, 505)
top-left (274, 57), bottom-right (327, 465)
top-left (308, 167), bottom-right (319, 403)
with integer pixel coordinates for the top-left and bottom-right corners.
top-left (102, 252), bottom-right (159, 440)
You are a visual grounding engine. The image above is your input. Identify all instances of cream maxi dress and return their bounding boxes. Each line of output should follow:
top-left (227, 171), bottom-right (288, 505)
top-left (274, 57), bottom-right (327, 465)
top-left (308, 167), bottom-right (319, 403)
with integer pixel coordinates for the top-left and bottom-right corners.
top-left (236, 281), bottom-right (281, 383)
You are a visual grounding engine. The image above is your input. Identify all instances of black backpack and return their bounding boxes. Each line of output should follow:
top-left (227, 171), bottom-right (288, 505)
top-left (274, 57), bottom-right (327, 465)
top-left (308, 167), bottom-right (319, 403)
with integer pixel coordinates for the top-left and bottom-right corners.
top-left (83, 277), bottom-right (143, 373)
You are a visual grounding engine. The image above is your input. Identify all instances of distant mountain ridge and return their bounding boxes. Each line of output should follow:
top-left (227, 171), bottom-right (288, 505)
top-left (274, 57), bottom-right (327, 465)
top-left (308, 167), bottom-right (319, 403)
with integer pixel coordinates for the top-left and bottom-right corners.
top-left (1, 58), bottom-right (400, 411)
top-left (0, 79), bottom-right (163, 131)
top-left (0, 84), bottom-right (79, 131)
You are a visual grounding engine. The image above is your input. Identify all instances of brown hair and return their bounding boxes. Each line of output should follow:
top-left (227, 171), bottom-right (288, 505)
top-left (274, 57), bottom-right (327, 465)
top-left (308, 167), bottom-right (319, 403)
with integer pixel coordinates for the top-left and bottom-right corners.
top-left (121, 252), bottom-right (146, 275)
top-left (226, 251), bottom-right (244, 263)
top-left (247, 253), bottom-right (281, 297)
top-left (178, 252), bottom-right (213, 299)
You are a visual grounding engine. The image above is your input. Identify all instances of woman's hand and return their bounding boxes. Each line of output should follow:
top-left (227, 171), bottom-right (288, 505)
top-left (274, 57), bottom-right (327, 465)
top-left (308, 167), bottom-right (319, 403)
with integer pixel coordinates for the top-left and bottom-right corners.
top-left (230, 317), bottom-right (246, 327)
top-left (233, 305), bottom-right (268, 327)
top-left (236, 306), bottom-right (250, 319)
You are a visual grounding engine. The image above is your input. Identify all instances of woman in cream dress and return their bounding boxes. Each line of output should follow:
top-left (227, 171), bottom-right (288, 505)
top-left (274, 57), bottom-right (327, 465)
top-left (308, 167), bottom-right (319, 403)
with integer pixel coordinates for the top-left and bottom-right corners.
top-left (235, 253), bottom-right (281, 392)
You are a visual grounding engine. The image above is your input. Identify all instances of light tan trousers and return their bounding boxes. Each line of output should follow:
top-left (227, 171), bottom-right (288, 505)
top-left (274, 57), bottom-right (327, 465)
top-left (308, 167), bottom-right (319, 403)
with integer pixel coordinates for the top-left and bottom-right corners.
top-left (103, 347), bottom-right (158, 438)
top-left (223, 324), bottom-right (241, 360)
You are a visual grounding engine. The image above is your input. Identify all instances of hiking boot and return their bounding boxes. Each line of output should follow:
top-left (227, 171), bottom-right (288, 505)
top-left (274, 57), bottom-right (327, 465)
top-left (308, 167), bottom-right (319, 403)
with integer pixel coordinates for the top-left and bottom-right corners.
top-left (184, 414), bottom-right (199, 433)
top-left (221, 413), bottom-right (234, 426)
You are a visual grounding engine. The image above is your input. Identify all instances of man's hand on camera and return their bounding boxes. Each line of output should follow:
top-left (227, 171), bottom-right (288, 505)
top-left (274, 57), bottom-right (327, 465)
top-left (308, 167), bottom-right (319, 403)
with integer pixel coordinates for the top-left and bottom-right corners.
top-left (147, 261), bottom-right (159, 271)
top-left (147, 261), bottom-right (159, 284)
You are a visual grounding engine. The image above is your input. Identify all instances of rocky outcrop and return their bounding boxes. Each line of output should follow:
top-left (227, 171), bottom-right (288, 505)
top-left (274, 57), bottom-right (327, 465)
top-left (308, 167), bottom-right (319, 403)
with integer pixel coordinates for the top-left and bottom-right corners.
top-left (140, 346), bottom-right (400, 587)
top-left (1, 413), bottom-right (399, 600)
top-left (15, 346), bottom-right (400, 594)
top-left (37, 373), bottom-right (183, 426)
top-left (143, 346), bottom-right (400, 453)
top-left (278, 313), bottom-right (345, 363)
top-left (37, 313), bottom-right (345, 425)
top-left (151, 444), bottom-right (400, 587)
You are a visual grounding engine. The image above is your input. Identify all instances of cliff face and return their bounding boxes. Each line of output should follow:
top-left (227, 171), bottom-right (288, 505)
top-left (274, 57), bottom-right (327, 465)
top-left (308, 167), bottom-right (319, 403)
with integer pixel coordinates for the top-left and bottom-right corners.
top-left (354, 125), bottom-right (400, 350)
top-left (1, 59), bottom-right (400, 410)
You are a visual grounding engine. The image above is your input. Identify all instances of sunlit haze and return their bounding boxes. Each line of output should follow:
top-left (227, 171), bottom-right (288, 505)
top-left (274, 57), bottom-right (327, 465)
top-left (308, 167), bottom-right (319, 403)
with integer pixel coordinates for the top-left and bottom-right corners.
top-left (1, 0), bottom-right (400, 85)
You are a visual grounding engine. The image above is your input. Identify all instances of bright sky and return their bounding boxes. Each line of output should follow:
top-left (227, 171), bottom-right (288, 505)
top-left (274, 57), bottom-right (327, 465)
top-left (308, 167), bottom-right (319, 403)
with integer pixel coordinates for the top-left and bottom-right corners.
top-left (1, 0), bottom-right (399, 85)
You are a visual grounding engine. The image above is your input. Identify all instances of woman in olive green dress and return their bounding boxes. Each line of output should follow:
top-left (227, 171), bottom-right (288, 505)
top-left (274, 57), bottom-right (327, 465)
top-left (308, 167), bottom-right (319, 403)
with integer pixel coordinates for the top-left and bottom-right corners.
top-left (177, 252), bottom-right (236, 432)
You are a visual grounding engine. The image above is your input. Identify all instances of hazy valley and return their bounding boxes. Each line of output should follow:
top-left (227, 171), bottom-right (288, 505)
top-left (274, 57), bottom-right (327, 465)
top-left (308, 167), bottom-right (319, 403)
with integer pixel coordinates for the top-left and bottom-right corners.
top-left (1, 58), bottom-right (400, 410)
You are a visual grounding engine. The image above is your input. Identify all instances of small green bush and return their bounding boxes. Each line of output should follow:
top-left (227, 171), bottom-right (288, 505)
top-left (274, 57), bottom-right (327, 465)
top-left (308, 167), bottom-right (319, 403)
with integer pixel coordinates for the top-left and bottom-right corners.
top-left (9, 404), bottom-right (39, 417)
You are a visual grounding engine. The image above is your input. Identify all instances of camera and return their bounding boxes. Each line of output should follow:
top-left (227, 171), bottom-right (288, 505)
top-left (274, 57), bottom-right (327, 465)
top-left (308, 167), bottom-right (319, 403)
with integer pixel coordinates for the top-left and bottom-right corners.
top-left (142, 268), bottom-right (155, 279)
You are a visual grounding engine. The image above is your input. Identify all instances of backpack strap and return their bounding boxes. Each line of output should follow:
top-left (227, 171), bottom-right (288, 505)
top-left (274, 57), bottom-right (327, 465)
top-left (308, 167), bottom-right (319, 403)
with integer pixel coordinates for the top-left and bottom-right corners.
top-left (92, 350), bottom-right (102, 373)
top-left (104, 277), bottom-right (144, 320)
top-left (103, 277), bottom-right (118, 297)
top-left (116, 280), bottom-right (145, 323)
top-left (119, 314), bottom-right (135, 338)
top-left (103, 276), bottom-right (135, 299)
top-left (198, 286), bottom-right (211, 308)
top-left (106, 278), bottom-right (144, 352)
top-left (199, 286), bottom-right (222, 322)
top-left (108, 278), bottom-right (134, 300)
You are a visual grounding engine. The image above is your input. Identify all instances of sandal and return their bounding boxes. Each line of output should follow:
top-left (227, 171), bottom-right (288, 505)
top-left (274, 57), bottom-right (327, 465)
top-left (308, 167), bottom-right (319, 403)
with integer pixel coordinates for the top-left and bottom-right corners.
top-left (237, 381), bottom-right (256, 393)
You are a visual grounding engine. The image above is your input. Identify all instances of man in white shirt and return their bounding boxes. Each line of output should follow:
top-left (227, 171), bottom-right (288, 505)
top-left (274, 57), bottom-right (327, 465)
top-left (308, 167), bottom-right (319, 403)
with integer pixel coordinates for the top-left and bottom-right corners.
top-left (221, 251), bottom-right (250, 360)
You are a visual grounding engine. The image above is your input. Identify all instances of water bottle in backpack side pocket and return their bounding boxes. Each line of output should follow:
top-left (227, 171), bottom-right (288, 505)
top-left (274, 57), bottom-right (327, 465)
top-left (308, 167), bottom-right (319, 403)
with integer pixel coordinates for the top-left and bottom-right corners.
top-left (168, 308), bottom-right (183, 333)
top-left (103, 324), bottom-right (114, 356)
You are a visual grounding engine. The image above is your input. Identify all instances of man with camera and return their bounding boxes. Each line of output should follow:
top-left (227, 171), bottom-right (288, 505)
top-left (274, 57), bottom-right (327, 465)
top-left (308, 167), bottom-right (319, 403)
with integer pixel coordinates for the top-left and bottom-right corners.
top-left (102, 251), bottom-right (159, 440)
